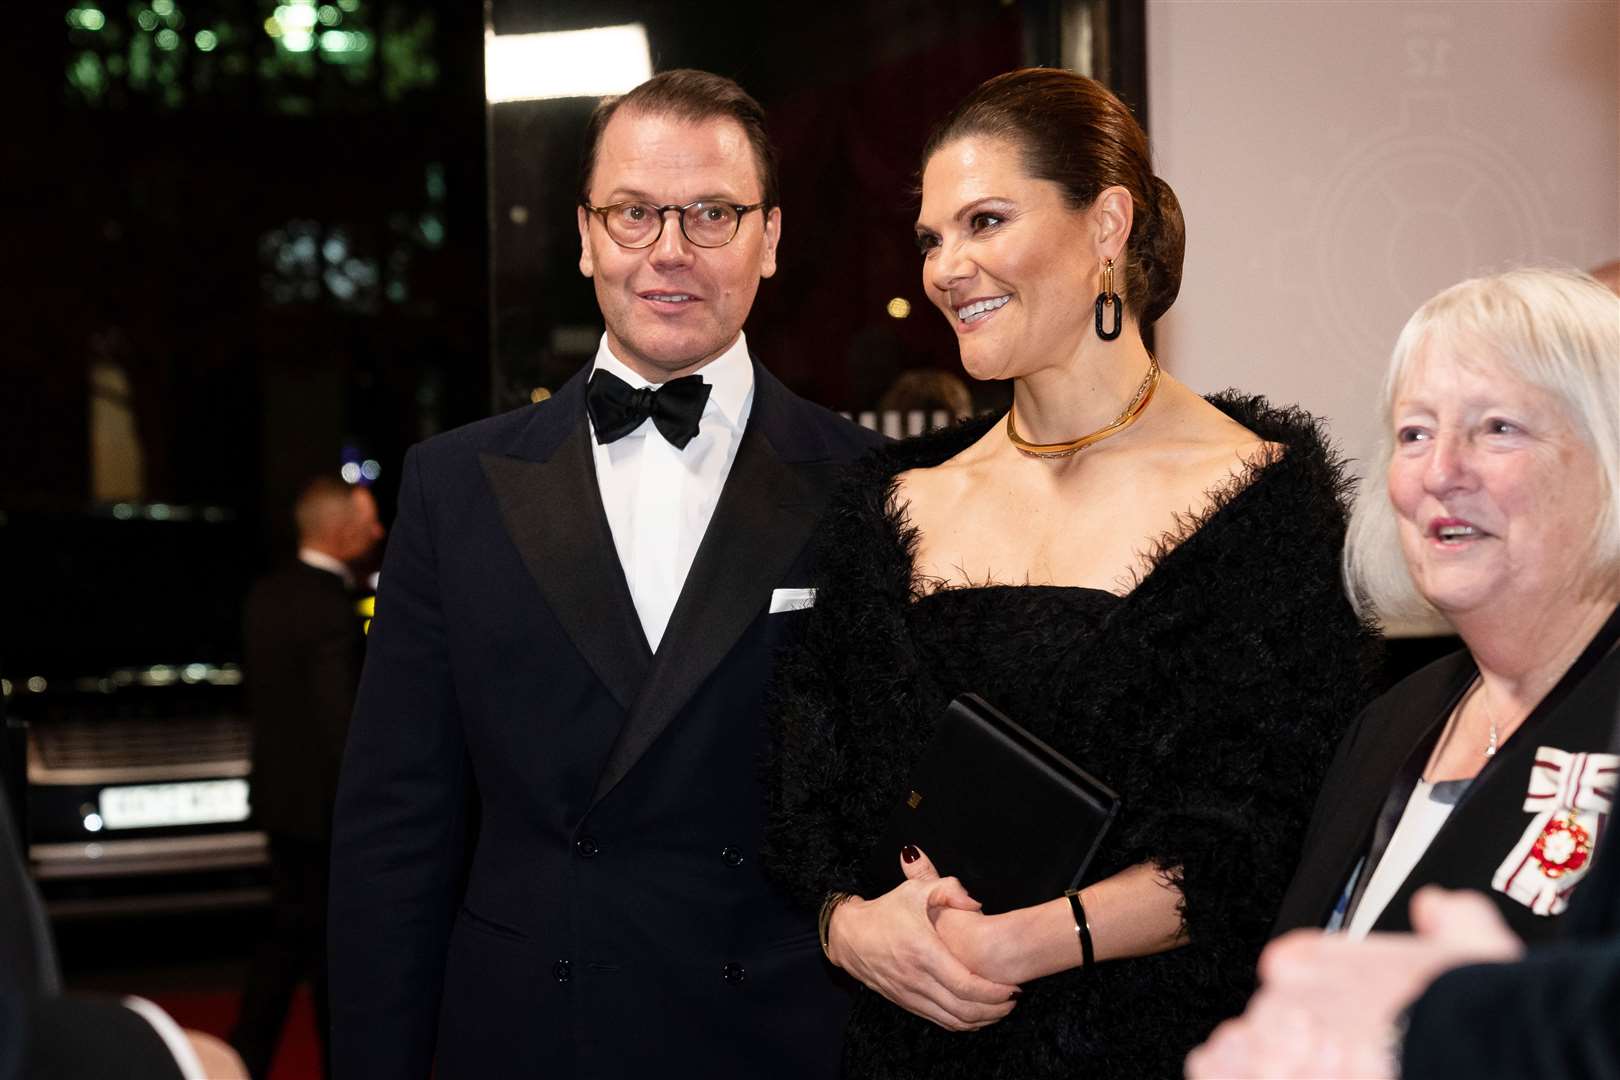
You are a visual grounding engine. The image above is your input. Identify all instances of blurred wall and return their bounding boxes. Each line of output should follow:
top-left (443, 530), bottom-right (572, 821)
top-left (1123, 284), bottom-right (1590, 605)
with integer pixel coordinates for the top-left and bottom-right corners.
top-left (1147, 0), bottom-right (1619, 475)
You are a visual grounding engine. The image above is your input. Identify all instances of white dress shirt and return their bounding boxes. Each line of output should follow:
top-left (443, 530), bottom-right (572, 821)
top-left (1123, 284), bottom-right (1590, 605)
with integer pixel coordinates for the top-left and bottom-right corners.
top-left (588, 333), bottom-right (755, 652)
top-left (298, 546), bottom-right (354, 589)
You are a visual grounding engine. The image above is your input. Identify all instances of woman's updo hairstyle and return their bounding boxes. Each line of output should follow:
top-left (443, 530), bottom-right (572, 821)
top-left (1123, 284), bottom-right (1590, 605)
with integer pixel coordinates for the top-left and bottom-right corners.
top-left (922, 68), bottom-right (1186, 325)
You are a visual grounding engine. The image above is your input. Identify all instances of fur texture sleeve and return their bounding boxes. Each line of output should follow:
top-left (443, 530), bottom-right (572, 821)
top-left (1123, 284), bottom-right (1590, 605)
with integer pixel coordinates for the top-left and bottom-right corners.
top-left (1095, 398), bottom-right (1380, 967)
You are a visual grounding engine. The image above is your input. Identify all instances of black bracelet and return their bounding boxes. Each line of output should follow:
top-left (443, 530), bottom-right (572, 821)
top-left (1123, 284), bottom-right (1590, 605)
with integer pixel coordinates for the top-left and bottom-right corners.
top-left (1064, 888), bottom-right (1095, 968)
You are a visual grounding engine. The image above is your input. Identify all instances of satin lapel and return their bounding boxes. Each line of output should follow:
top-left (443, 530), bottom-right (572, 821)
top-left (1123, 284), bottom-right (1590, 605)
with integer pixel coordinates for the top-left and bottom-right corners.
top-left (589, 421), bottom-right (826, 804)
top-left (479, 415), bottom-right (651, 713)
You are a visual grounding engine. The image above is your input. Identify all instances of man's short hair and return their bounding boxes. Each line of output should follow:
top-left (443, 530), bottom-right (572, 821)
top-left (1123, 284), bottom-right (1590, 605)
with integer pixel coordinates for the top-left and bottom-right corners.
top-left (294, 475), bottom-right (358, 542)
top-left (577, 69), bottom-right (780, 210)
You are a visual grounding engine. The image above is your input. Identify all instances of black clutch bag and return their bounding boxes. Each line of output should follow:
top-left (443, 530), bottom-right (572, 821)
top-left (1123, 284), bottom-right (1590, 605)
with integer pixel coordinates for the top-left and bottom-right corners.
top-left (861, 693), bottom-right (1120, 915)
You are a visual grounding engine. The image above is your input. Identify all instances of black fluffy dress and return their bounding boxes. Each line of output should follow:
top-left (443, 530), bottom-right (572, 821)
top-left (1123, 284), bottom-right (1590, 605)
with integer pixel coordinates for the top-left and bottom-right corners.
top-left (764, 394), bottom-right (1381, 1079)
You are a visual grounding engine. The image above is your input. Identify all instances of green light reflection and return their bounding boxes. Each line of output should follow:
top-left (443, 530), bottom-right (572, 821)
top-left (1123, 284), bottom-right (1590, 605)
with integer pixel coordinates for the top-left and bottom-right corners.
top-left (418, 214), bottom-right (444, 248)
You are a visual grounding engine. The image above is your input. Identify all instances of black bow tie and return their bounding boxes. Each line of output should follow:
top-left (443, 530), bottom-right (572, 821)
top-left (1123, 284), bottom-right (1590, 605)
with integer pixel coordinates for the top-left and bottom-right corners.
top-left (586, 369), bottom-right (712, 450)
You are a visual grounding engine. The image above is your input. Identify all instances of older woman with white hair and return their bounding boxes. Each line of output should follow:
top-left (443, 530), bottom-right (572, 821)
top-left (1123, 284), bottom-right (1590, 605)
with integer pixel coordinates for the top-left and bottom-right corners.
top-left (1271, 267), bottom-right (1620, 943)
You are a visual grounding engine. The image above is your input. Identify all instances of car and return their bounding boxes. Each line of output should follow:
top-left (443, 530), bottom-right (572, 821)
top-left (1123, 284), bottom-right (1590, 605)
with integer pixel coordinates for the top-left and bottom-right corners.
top-left (1, 504), bottom-right (269, 916)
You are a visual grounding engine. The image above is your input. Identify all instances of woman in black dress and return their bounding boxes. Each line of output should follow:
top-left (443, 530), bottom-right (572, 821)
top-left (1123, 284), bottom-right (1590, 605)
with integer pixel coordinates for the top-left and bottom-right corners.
top-left (764, 69), bottom-right (1378, 1078)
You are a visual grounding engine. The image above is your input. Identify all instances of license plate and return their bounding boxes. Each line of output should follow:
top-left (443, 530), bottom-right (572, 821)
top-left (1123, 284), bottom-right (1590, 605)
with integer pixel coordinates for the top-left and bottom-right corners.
top-left (99, 779), bottom-right (251, 830)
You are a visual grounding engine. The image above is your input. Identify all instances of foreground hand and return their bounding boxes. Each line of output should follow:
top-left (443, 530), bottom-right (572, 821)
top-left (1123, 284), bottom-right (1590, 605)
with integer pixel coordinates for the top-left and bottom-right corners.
top-left (185, 1030), bottom-right (248, 1079)
top-left (1185, 887), bottom-right (1523, 1079)
top-left (827, 846), bottom-right (1019, 1031)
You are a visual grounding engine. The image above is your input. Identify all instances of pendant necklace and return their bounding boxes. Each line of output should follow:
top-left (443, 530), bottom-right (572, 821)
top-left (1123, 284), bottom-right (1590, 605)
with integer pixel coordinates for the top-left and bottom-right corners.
top-left (1478, 684), bottom-right (1500, 759)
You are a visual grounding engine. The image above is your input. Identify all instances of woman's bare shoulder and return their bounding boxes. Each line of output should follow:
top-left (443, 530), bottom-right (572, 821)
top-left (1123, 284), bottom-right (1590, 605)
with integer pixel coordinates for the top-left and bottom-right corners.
top-left (1144, 391), bottom-right (1283, 502)
top-left (893, 421), bottom-right (1003, 512)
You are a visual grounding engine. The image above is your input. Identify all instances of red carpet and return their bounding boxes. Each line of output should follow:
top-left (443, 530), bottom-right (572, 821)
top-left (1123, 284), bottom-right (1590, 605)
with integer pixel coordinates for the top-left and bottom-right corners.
top-left (147, 986), bottom-right (323, 1080)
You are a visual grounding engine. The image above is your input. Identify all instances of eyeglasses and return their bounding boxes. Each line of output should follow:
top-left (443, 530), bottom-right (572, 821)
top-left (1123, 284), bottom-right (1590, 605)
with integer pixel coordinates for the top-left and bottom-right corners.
top-left (580, 199), bottom-right (766, 250)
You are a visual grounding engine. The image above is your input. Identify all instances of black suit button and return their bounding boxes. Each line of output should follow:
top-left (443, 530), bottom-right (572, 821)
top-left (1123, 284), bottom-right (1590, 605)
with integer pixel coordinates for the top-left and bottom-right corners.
top-left (553, 960), bottom-right (572, 983)
top-left (720, 846), bottom-right (744, 868)
top-left (575, 836), bottom-right (599, 858)
top-left (721, 962), bottom-right (746, 984)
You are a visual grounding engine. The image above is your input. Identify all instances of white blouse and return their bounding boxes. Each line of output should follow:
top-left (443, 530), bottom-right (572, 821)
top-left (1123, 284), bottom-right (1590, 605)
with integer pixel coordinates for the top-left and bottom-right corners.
top-left (1341, 777), bottom-right (1470, 939)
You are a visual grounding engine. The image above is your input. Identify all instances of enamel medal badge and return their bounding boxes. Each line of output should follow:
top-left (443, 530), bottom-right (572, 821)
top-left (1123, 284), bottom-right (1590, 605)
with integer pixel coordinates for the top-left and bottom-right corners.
top-left (1493, 747), bottom-right (1617, 915)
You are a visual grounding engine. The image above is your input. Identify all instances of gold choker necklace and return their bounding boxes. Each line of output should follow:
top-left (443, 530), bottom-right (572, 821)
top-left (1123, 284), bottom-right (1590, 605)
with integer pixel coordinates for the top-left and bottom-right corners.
top-left (1006, 355), bottom-right (1161, 459)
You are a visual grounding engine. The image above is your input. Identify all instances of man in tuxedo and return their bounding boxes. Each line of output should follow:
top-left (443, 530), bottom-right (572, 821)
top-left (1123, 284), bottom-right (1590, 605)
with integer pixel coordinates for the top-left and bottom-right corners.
top-left (231, 476), bottom-right (381, 1078)
top-left (328, 69), bottom-right (883, 1078)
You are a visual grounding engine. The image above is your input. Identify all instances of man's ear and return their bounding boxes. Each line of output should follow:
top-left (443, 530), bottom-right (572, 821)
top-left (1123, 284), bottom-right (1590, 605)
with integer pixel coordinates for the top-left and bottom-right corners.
top-left (577, 205), bottom-right (594, 278)
top-left (758, 206), bottom-right (781, 280)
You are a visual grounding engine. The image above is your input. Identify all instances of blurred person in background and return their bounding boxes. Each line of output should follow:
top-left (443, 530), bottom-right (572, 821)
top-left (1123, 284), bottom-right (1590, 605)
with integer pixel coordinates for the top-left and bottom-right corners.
top-left (878, 368), bottom-right (975, 422)
top-left (229, 475), bottom-right (382, 1080)
top-left (1588, 257), bottom-right (1620, 295)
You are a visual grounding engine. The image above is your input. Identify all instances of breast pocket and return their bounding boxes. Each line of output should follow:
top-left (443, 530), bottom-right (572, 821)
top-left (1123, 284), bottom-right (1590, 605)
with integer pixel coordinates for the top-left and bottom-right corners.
top-left (768, 587), bottom-right (816, 614)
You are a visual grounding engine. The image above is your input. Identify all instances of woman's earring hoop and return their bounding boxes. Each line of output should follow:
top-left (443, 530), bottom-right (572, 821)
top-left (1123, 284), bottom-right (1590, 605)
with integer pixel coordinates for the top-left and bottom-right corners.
top-left (1094, 258), bottom-right (1122, 341)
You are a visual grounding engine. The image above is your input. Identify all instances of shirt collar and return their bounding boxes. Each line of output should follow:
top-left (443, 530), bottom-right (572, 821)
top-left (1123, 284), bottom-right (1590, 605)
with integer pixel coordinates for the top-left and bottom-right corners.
top-left (590, 332), bottom-right (755, 434)
top-left (298, 547), bottom-right (354, 588)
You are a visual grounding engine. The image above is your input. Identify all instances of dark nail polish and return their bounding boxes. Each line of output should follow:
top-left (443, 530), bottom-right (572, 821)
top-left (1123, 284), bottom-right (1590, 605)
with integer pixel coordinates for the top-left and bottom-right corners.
top-left (1008, 990), bottom-right (1022, 1001)
top-left (901, 844), bottom-right (920, 864)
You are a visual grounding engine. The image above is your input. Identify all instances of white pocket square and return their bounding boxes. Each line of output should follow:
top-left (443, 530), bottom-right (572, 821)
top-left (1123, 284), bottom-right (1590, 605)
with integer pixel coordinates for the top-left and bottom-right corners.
top-left (769, 587), bottom-right (816, 613)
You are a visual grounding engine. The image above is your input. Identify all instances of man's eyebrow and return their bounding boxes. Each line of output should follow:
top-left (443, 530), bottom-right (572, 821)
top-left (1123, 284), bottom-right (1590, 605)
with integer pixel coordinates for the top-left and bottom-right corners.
top-left (599, 189), bottom-right (748, 204)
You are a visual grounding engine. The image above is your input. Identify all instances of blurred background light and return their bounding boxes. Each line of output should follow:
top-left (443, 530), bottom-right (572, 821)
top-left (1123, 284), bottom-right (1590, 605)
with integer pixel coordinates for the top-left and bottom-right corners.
top-left (484, 24), bottom-right (652, 103)
top-left (270, 1), bottom-right (318, 52)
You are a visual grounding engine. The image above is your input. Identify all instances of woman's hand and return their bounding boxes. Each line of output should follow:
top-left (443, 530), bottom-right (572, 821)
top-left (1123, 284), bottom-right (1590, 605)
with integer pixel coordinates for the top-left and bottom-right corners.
top-left (826, 846), bottom-right (1020, 1031)
top-left (930, 904), bottom-right (1020, 985)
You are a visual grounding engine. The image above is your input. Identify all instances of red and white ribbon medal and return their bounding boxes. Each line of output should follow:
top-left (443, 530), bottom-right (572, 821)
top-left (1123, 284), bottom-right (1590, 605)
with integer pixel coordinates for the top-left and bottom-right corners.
top-left (1492, 747), bottom-right (1616, 916)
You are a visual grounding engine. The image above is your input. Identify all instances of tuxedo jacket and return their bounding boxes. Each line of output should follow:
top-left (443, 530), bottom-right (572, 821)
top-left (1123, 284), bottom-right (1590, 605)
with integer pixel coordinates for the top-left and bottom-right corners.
top-left (328, 361), bottom-right (882, 1079)
top-left (245, 560), bottom-right (363, 843)
top-left (1273, 632), bottom-right (1620, 941)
